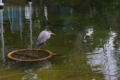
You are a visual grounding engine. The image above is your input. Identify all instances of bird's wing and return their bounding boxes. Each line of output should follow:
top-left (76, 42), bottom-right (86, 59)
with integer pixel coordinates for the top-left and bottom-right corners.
top-left (36, 31), bottom-right (48, 46)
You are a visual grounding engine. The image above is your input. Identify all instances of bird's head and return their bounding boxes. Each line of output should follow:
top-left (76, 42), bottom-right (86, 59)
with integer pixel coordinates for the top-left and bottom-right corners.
top-left (48, 31), bottom-right (55, 35)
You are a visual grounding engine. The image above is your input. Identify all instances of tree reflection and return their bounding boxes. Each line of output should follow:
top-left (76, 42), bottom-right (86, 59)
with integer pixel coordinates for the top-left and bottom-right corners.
top-left (87, 31), bottom-right (118, 80)
top-left (0, 8), bottom-right (5, 62)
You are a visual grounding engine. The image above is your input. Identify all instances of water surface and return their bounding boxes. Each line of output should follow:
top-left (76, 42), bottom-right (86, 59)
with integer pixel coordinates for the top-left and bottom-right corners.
top-left (0, 0), bottom-right (120, 80)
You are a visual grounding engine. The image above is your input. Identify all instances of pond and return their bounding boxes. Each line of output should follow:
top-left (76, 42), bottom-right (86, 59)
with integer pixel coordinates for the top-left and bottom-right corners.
top-left (0, 0), bottom-right (120, 80)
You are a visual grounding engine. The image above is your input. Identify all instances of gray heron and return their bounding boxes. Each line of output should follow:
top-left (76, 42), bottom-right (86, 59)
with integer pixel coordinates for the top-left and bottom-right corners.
top-left (36, 29), bottom-right (55, 47)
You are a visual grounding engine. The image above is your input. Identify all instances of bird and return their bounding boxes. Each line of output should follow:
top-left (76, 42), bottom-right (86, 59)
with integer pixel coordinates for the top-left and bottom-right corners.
top-left (36, 29), bottom-right (55, 47)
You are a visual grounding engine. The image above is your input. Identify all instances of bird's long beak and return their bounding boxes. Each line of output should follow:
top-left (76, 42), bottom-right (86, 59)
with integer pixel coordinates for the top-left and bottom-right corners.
top-left (51, 33), bottom-right (55, 35)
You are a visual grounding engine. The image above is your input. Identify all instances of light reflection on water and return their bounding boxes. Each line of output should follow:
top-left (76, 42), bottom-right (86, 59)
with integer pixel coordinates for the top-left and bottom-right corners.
top-left (22, 73), bottom-right (38, 80)
top-left (0, 0), bottom-right (120, 80)
top-left (38, 60), bottom-right (52, 70)
top-left (0, 8), bottom-right (5, 62)
top-left (87, 31), bottom-right (118, 80)
top-left (22, 60), bottom-right (51, 80)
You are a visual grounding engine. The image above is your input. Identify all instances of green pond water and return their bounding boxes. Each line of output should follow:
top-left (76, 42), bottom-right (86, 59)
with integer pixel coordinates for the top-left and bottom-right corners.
top-left (0, 0), bottom-right (120, 80)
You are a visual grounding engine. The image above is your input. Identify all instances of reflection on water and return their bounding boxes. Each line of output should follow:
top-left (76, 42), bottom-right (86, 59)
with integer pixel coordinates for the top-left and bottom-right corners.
top-left (38, 60), bottom-right (51, 70)
top-left (22, 60), bottom-right (51, 80)
top-left (22, 72), bottom-right (39, 80)
top-left (44, 5), bottom-right (48, 21)
top-left (7, 7), bottom-right (20, 33)
top-left (87, 31), bottom-right (118, 80)
top-left (0, 0), bottom-right (120, 80)
top-left (59, 6), bottom-right (73, 15)
top-left (19, 7), bottom-right (23, 40)
top-left (28, 1), bottom-right (33, 49)
top-left (0, 8), bottom-right (5, 62)
top-left (23, 69), bottom-right (40, 80)
top-left (86, 27), bottom-right (94, 37)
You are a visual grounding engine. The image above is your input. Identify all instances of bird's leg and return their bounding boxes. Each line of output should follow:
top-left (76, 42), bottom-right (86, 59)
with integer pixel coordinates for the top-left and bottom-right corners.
top-left (40, 44), bottom-right (45, 50)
